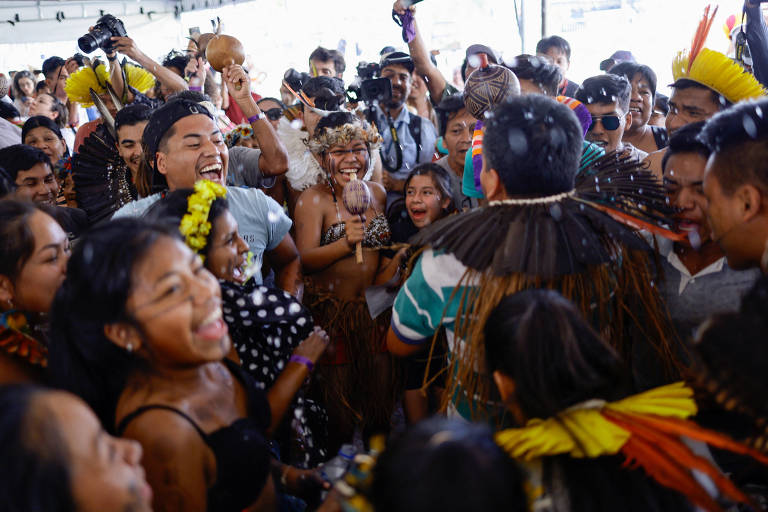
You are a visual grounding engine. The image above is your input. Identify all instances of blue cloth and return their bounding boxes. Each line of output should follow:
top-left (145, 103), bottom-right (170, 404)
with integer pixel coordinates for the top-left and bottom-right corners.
top-left (746, 3), bottom-right (768, 88)
top-left (112, 186), bottom-right (291, 284)
top-left (373, 104), bottom-right (436, 204)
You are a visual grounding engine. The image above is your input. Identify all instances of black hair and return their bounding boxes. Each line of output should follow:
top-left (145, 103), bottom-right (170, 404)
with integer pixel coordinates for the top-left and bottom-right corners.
top-left (484, 290), bottom-right (690, 512)
top-left (699, 97), bottom-right (768, 195)
top-left (0, 144), bottom-right (52, 180)
top-left (535, 35), bottom-right (572, 62)
top-left (162, 53), bottom-right (190, 74)
top-left (35, 80), bottom-right (49, 94)
top-left (71, 53), bottom-right (85, 67)
top-left (661, 121), bottom-right (710, 172)
top-left (610, 62), bottom-right (658, 101)
top-left (48, 219), bottom-right (178, 429)
top-left (115, 103), bottom-right (153, 136)
top-left (655, 92), bottom-right (669, 116)
top-left (46, 94), bottom-right (68, 129)
top-left (575, 74), bottom-right (632, 114)
top-left (144, 189), bottom-right (229, 260)
top-left (308, 46), bottom-right (346, 75)
top-left (301, 76), bottom-right (346, 112)
top-left (12, 70), bottom-right (35, 99)
top-left (504, 54), bottom-right (563, 97)
top-left (22, 115), bottom-right (65, 145)
top-left (256, 97), bottom-right (287, 110)
top-left (403, 163), bottom-right (456, 213)
top-left (0, 384), bottom-right (75, 512)
top-left (313, 111), bottom-right (360, 138)
top-left (672, 78), bottom-right (731, 110)
top-left (371, 417), bottom-right (527, 512)
top-left (0, 167), bottom-right (15, 196)
top-left (0, 199), bottom-right (48, 281)
top-left (42, 57), bottom-right (66, 79)
top-left (483, 95), bottom-right (582, 196)
top-left (434, 93), bottom-right (466, 137)
top-left (0, 101), bottom-right (20, 121)
top-left (484, 289), bottom-right (626, 420)
top-left (167, 89), bottom-right (212, 104)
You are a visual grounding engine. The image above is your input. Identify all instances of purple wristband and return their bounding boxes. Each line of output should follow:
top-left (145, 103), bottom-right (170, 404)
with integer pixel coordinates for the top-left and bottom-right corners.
top-left (290, 354), bottom-right (314, 372)
top-left (248, 112), bottom-right (266, 124)
top-left (189, 85), bottom-right (202, 92)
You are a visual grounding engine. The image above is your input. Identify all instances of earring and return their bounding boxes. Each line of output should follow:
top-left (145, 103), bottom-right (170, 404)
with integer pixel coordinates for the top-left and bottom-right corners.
top-left (4, 298), bottom-right (13, 310)
top-left (126, 342), bottom-right (133, 353)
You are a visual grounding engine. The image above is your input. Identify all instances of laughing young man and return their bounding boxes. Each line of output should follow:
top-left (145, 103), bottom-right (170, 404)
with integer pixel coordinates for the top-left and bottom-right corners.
top-left (113, 66), bottom-right (299, 295)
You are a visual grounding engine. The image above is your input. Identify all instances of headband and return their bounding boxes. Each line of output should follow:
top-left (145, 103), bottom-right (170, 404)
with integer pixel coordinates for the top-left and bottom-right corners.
top-left (143, 99), bottom-right (215, 171)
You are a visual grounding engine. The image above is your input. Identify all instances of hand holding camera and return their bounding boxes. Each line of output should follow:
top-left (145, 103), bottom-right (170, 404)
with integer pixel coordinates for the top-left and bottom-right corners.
top-left (78, 14), bottom-right (127, 54)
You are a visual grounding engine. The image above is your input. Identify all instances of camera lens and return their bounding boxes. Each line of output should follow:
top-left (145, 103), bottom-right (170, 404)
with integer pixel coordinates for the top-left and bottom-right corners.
top-left (78, 26), bottom-right (112, 54)
top-left (77, 34), bottom-right (100, 54)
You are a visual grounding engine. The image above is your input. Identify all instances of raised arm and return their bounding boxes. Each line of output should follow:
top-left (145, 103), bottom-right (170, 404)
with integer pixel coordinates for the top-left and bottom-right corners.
top-left (393, 0), bottom-right (448, 102)
top-left (223, 65), bottom-right (288, 176)
top-left (111, 35), bottom-right (189, 94)
top-left (746, 1), bottom-right (768, 88)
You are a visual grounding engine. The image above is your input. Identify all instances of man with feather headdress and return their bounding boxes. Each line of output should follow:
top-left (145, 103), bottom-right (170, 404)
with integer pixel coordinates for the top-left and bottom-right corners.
top-left (644, 5), bottom-right (767, 178)
top-left (387, 94), bottom-right (685, 421)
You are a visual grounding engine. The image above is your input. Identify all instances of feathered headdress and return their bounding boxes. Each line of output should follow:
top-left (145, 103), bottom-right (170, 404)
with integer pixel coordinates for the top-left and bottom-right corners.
top-left (672, 5), bottom-right (766, 104)
top-left (65, 62), bottom-right (155, 106)
top-left (496, 382), bottom-right (768, 512)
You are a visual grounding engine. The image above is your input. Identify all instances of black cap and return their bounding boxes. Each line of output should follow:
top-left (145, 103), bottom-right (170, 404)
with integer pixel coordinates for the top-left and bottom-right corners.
top-left (599, 50), bottom-right (635, 71)
top-left (379, 51), bottom-right (415, 73)
top-left (42, 56), bottom-right (66, 78)
top-left (143, 99), bottom-right (214, 170)
top-left (465, 44), bottom-right (499, 64)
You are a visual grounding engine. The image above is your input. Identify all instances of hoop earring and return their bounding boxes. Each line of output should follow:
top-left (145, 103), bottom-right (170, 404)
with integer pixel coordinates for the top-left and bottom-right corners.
top-left (126, 342), bottom-right (134, 353)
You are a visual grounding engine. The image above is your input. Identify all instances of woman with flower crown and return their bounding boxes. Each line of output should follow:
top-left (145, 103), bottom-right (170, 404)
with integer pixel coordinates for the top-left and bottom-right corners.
top-left (294, 111), bottom-right (406, 455)
top-left (146, 179), bottom-right (331, 468)
top-left (0, 199), bottom-right (69, 384)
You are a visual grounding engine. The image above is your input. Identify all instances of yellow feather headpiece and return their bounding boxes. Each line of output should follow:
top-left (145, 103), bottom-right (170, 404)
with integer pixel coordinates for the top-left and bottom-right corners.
top-left (64, 63), bottom-right (156, 106)
top-left (672, 48), bottom-right (767, 104)
top-left (672, 4), bottom-right (766, 104)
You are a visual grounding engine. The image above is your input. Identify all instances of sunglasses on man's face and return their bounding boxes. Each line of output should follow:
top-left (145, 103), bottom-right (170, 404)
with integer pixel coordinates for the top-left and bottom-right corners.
top-left (588, 115), bottom-right (621, 131)
top-left (263, 108), bottom-right (283, 121)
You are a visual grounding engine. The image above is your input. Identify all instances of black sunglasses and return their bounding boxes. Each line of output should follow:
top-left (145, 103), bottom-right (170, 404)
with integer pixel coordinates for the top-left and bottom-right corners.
top-left (263, 107), bottom-right (283, 121)
top-left (588, 115), bottom-right (621, 131)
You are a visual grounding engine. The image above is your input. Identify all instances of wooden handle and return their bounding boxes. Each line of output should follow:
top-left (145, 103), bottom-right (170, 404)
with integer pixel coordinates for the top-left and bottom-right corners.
top-left (356, 242), bottom-right (363, 264)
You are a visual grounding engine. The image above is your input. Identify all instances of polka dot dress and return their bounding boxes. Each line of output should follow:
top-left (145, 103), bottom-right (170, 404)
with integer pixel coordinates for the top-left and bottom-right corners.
top-left (220, 279), bottom-right (328, 467)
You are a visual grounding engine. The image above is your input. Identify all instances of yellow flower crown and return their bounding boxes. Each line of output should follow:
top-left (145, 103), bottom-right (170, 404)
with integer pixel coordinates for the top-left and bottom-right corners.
top-left (64, 63), bottom-right (156, 106)
top-left (179, 180), bottom-right (227, 260)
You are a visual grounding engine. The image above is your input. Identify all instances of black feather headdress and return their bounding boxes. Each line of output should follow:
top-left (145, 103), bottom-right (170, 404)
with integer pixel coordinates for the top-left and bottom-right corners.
top-left (411, 151), bottom-right (682, 278)
top-left (71, 123), bottom-right (136, 224)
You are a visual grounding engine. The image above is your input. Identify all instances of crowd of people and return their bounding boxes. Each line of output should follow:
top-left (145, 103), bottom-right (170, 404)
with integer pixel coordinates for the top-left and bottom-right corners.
top-left (2, 0), bottom-right (768, 510)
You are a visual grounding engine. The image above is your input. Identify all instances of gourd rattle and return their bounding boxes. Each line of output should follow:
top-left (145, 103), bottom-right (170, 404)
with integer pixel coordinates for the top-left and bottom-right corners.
top-left (342, 175), bottom-right (371, 264)
top-left (205, 34), bottom-right (246, 90)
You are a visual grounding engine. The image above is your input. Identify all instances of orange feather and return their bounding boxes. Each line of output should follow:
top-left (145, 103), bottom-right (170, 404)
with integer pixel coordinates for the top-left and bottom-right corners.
top-left (689, 4), bottom-right (719, 74)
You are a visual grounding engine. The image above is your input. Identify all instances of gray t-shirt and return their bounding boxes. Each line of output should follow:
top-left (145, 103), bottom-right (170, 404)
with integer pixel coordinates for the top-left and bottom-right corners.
top-left (436, 155), bottom-right (478, 211)
top-left (227, 146), bottom-right (276, 189)
top-left (112, 186), bottom-right (291, 284)
top-left (654, 236), bottom-right (760, 343)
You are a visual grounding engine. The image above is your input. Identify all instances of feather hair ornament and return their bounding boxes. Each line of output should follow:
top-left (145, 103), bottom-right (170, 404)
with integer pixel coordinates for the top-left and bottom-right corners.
top-left (65, 62), bottom-right (155, 106)
top-left (672, 4), bottom-right (766, 104)
top-left (496, 382), bottom-right (768, 512)
top-left (71, 123), bottom-right (136, 224)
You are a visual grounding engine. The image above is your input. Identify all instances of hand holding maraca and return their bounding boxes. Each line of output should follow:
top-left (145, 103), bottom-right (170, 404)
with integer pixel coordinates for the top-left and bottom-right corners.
top-left (342, 175), bottom-right (372, 264)
top-left (222, 64), bottom-right (250, 100)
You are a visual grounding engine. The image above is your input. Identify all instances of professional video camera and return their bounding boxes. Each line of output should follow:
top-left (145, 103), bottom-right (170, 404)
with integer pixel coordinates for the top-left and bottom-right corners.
top-left (78, 14), bottom-right (127, 54)
top-left (346, 61), bottom-right (392, 105)
top-left (284, 68), bottom-right (311, 92)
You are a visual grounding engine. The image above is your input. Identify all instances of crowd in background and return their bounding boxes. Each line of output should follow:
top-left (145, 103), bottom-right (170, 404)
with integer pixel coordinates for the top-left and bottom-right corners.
top-left (2, 1), bottom-right (768, 511)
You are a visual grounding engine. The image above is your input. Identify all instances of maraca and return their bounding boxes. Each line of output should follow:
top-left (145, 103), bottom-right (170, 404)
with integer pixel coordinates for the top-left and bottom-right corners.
top-left (205, 34), bottom-right (246, 90)
top-left (342, 174), bottom-right (372, 264)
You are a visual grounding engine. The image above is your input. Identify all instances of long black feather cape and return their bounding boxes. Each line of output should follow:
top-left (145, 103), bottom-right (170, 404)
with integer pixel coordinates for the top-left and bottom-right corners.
top-left (71, 123), bottom-right (137, 224)
top-left (410, 152), bottom-right (679, 279)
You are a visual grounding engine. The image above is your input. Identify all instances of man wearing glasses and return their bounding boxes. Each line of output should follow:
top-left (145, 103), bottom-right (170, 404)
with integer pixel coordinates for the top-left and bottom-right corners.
top-left (575, 74), bottom-right (647, 161)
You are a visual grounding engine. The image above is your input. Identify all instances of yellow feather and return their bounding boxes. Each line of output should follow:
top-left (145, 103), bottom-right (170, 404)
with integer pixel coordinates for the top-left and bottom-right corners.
top-left (672, 48), bottom-right (766, 104)
top-left (64, 64), bottom-right (110, 106)
top-left (124, 64), bottom-right (155, 94)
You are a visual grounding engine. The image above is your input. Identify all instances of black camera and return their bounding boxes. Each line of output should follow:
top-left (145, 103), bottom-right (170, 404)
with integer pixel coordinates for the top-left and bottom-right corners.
top-left (78, 14), bottom-right (127, 54)
top-left (356, 61), bottom-right (380, 81)
top-left (347, 61), bottom-right (392, 104)
top-left (283, 68), bottom-right (311, 92)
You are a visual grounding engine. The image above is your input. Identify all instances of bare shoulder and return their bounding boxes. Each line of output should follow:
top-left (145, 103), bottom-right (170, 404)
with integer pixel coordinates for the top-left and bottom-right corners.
top-left (642, 147), bottom-right (666, 181)
top-left (120, 406), bottom-right (209, 458)
top-left (368, 181), bottom-right (387, 205)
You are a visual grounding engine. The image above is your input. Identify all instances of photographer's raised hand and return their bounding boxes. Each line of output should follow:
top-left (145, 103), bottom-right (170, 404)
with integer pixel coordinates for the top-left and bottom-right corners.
top-left (184, 56), bottom-right (207, 91)
top-left (110, 36), bottom-right (188, 95)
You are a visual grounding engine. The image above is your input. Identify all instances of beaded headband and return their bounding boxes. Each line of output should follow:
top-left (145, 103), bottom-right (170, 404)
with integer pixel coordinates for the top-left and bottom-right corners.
top-left (306, 122), bottom-right (383, 155)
